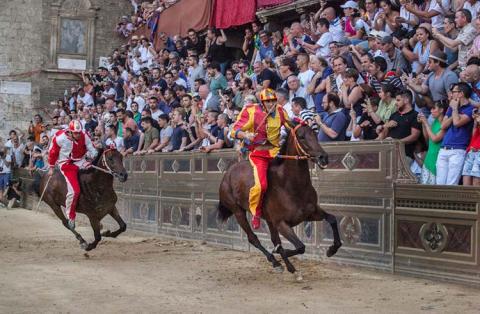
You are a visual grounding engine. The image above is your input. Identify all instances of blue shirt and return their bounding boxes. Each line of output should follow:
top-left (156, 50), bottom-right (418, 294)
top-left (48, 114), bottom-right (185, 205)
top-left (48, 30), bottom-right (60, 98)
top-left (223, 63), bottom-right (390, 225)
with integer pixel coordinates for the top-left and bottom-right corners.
top-left (124, 134), bottom-right (140, 151)
top-left (259, 42), bottom-right (275, 60)
top-left (442, 104), bottom-right (474, 149)
top-left (317, 109), bottom-right (348, 142)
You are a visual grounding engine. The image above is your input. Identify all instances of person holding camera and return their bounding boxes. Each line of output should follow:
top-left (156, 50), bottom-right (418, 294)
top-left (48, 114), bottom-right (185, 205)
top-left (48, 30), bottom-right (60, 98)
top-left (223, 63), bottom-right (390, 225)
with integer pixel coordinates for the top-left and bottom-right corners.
top-left (0, 147), bottom-right (12, 206)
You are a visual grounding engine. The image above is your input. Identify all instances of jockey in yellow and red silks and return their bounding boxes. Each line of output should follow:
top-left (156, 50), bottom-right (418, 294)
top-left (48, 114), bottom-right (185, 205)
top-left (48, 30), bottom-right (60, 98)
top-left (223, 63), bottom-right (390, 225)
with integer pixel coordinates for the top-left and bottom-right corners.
top-left (230, 88), bottom-right (291, 229)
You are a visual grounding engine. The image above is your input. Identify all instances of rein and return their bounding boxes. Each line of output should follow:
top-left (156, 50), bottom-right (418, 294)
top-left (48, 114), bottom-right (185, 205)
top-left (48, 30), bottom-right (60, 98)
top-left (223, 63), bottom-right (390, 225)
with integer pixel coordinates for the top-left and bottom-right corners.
top-left (90, 148), bottom-right (116, 176)
top-left (276, 124), bottom-right (312, 160)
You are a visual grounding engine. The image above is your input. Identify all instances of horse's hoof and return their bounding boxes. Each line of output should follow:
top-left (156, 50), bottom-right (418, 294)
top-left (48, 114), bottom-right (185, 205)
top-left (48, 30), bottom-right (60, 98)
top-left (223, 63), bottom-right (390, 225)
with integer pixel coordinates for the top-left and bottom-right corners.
top-left (101, 230), bottom-right (111, 237)
top-left (326, 243), bottom-right (342, 257)
top-left (273, 265), bottom-right (284, 273)
top-left (80, 242), bottom-right (88, 250)
top-left (294, 272), bottom-right (303, 282)
top-left (84, 243), bottom-right (96, 251)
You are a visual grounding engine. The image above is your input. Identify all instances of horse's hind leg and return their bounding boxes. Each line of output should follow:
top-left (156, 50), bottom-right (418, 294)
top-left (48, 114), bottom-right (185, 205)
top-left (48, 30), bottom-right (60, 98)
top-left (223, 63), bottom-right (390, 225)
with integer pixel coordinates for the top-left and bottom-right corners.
top-left (50, 203), bottom-right (88, 248)
top-left (101, 207), bottom-right (127, 238)
top-left (310, 206), bottom-right (342, 257)
top-left (84, 216), bottom-right (102, 251)
top-left (234, 211), bottom-right (282, 269)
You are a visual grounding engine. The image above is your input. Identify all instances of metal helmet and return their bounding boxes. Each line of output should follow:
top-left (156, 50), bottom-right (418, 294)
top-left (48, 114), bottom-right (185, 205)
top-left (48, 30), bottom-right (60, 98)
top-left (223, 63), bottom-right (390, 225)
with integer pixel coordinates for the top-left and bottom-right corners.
top-left (68, 120), bottom-right (83, 133)
top-left (259, 88), bottom-right (277, 102)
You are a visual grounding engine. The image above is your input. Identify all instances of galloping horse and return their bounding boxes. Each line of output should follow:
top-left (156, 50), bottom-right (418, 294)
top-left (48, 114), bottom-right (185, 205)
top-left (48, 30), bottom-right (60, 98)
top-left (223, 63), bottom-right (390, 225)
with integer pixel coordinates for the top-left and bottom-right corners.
top-left (37, 148), bottom-right (128, 251)
top-left (218, 123), bottom-right (342, 275)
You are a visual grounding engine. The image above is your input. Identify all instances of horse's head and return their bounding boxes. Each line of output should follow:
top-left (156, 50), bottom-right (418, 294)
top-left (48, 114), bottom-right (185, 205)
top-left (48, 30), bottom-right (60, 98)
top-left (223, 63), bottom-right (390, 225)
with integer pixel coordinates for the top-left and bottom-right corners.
top-left (101, 149), bottom-right (129, 182)
top-left (290, 123), bottom-right (329, 169)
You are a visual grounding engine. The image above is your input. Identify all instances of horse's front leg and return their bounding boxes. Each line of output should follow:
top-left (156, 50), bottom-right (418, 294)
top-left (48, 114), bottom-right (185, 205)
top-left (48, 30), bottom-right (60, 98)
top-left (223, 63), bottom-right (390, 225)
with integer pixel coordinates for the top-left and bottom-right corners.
top-left (84, 216), bottom-right (102, 251)
top-left (101, 207), bottom-right (127, 238)
top-left (275, 221), bottom-right (306, 279)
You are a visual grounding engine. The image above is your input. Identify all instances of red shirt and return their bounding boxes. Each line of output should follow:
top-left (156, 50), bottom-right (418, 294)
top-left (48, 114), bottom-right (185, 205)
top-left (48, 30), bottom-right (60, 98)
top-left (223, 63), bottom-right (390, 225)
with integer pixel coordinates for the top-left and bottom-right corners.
top-left (467, 127), bottom-right (480, 152)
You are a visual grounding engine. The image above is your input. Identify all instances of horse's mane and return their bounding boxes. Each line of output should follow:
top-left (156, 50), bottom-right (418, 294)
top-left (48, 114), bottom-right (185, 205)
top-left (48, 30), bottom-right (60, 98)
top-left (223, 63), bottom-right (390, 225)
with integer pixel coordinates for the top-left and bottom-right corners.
top-left (271, 128), bottom-right (291, 166)
top-left (79, 148), bottom-right (103, 175)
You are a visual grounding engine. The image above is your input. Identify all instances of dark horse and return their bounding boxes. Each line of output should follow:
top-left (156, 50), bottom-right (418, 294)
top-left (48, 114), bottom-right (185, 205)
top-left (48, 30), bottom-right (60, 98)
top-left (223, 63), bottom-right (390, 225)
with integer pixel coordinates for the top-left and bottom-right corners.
top-left (218, 123), bottom-right (342, 276)
top-left (37, 148), bottom-right (128, 251)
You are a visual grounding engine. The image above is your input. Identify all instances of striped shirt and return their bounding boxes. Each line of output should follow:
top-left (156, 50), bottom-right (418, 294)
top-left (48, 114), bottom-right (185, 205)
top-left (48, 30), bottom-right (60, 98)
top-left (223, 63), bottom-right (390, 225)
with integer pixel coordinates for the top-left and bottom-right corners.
top-left (299, 109), bottom-right (319, 133)
top-left (369, 71), bottom-right (403, 94)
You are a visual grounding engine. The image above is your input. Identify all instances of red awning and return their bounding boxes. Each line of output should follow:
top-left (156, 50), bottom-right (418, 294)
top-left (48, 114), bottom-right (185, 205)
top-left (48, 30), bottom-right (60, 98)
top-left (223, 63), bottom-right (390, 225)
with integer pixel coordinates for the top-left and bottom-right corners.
top-left (210, 0), bottom-right (256, 29)
top-left (257, 0), bottom-right (293, 9)
top-left (133, 0), bottom-right (213, 50)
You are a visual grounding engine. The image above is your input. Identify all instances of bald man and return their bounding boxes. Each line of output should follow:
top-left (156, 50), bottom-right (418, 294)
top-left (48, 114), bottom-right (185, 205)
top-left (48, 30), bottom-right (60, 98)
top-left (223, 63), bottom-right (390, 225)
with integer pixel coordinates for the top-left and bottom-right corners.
top-left (461, 64), bottom-right (480, 106)
top-left (320, 7), bottom-right (345, 42)
top-left (287, 22), bottom-right (314, 57)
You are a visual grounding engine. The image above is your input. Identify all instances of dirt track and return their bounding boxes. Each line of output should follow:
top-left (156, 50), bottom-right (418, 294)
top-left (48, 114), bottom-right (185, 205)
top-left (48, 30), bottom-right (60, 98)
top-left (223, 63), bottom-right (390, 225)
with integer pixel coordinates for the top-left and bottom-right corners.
top-left (0, 208), bottom-right (479, 314)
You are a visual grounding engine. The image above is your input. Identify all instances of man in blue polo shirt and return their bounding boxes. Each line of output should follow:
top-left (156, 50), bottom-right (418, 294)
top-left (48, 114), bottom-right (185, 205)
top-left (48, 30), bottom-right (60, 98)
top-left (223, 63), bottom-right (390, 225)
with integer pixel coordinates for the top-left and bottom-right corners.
top-left (317, 92), bottom-right (348, 142)
top-left (436, 82), bottom-right (475, 185)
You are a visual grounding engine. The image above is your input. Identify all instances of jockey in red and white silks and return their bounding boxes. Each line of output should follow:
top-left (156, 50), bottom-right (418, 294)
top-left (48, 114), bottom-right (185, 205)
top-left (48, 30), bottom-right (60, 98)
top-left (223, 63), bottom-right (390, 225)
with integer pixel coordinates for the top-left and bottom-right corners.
top-left (48, 120), bottom-right (97, 227)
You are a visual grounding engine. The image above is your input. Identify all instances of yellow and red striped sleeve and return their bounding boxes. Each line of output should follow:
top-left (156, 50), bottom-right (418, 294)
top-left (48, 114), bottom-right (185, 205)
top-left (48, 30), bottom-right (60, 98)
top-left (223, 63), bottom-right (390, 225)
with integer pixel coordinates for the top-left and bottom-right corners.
top-left (230, 105), bottom-right (255, 139)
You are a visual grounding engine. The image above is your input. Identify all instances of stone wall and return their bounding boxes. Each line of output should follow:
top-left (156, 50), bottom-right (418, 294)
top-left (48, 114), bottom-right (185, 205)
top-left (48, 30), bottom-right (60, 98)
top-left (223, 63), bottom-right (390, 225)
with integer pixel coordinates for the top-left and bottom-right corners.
top-left (0, 0), bottom-right (132, 139)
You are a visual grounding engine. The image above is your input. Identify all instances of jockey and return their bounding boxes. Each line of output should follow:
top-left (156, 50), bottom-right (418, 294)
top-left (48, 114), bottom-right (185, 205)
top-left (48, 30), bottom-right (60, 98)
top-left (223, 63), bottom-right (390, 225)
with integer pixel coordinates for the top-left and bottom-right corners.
top-left (231, 88), bottom-right (290, 229)
top-left (48, 120), bottom-right (98, 229)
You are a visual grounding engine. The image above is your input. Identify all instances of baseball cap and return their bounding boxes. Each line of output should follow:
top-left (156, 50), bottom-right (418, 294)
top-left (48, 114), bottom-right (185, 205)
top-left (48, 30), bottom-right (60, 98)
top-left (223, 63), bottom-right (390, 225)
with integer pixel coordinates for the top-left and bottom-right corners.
top-left (340, 1), bottom-right (359, 9)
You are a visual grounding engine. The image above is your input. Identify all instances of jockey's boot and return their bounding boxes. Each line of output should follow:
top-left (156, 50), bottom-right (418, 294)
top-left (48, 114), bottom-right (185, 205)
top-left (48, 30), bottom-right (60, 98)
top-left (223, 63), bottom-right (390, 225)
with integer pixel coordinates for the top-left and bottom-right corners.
top-left (252, 215), bottom-right (261, 230)
top-left (67, 218), bottom-right (76, 230)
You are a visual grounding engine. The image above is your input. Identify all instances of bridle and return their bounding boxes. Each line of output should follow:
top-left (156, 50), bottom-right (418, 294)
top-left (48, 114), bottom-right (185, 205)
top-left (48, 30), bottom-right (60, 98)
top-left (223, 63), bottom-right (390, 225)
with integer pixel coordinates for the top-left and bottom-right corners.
top-left (90, 148), bottom-right (118, 176)
top-left (276, 124), bottom-right (312, 160)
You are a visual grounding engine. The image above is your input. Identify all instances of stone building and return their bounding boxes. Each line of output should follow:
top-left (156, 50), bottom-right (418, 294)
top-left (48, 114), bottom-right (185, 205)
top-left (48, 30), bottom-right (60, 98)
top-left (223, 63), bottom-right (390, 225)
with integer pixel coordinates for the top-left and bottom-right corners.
top-left (0, 0), bottom-right (131, 138)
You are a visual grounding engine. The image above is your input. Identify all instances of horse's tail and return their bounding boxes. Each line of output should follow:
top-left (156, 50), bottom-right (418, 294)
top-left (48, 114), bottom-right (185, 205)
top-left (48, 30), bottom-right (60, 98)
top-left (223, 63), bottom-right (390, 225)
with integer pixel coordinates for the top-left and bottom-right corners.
top-left (217, 202), bottom-right (233, 222)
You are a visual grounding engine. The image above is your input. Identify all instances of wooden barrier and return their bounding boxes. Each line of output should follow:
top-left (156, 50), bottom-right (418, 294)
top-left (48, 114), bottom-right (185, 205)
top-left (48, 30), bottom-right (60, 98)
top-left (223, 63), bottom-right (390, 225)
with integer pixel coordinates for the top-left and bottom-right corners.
top-left (18, 140), bottom-right (480, 285)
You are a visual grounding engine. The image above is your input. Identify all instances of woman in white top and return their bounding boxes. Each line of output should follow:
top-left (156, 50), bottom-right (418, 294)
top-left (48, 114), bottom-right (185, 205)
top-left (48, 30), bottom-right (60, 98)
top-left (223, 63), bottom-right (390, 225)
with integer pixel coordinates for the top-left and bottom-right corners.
top-left (401, 24), bottom-right (440, 74)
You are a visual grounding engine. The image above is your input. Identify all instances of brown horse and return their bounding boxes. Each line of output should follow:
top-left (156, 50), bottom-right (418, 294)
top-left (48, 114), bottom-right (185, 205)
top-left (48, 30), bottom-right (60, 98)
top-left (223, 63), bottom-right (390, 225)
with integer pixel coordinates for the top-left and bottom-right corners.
top-left (37, 148), bottom-right (128, 251)
top-left (218, 123), bottom-right (342, 275)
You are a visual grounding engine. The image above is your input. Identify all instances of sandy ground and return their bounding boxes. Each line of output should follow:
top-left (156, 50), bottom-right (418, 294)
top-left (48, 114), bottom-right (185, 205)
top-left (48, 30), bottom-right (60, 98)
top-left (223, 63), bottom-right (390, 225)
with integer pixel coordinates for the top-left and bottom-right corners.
top-left (0, 208), bottom-right (479, 314)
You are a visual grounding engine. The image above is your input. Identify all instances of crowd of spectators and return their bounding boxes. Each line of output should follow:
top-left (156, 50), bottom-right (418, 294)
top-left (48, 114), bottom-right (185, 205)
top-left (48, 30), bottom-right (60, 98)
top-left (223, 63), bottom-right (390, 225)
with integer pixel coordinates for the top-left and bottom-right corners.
top-left (3, 0), bottom-right (480, 200)
top-left (116, 0), bottom-right (180, 38)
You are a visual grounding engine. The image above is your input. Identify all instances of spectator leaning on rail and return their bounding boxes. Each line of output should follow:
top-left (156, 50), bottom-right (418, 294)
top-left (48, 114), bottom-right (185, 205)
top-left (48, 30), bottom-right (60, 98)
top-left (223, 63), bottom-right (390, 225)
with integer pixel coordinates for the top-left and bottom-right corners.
top-left (436, 82), bottom-right (475, 185)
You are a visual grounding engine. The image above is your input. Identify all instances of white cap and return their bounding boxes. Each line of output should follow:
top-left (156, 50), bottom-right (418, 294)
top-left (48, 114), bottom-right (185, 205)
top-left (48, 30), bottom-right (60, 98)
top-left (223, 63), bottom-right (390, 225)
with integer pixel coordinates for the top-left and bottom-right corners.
top-left (340, 1), bottom-right (359, 9)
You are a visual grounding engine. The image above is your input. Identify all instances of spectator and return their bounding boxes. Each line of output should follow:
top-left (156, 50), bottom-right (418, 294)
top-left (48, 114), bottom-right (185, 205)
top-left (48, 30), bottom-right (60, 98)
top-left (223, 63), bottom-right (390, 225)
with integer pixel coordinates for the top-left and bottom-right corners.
top-left (150, 114), bottom-right (173, 153)
top-left (319, 7), bottom-right (345, 42)
top-left (436, 82), bottom-right (475, 185)
top-left (317, 92), bottom-right (348, 142)
top-left (187, 55), bottom-right (205, 92)
top-left (83, 113), bottom-right (98, 135)
top-left (378, 90), bottom-right (421, 159)
top-left (255, 30), bottom-right (276, 61)
top-left (406, 50), bottom-right (458, 111)
top-left (419, 102), bottom-right (447, 184)
top-left (351, 96), bottom-right (381, 140)
top-left (170, 107), bottom-right (188, 151)
top-left (206, 28), bottom-right (228, 74)
top-left (291, 97), bottom-right (319, 133)
top-left (0, 147), bottom-right (12, 205)
top-left (4, 178), bottom-right (21, 209)
top-left (254, 60), bottom-right (281, 91)
top-left (77, 87), bottom-right (94, 107)
top-left (287, 75), bottom-right (312, 109)
top-left (200, 111), bottom-right (226, 153)
top-left (185, 28), bottom-right (206, 55)
top-left (135, 117), bottom-right (159, 155)
top-left (459, 64), bottom-right (480, 105)
top-left (368, 56), bottom-right (403, 94)
top-left (375, 0), bottom-right (400, 35)
top-left (28, 114), bottom-right (45, 143)
top-left (302, 18), bottom-right (333, 58)
top-left (432, 9), bottom-right (476, 70)
top-left (287, 22), bottom-right (315, 57)
top-left (122, 127), bottom-right (140, 157)
top-left (379, 35), bottom-right (410, 74)
top-left (462, 107), bottom-right (480, 185)
top-left (148, 96), bottom-right (163, 120)
top-left (105, 124), bottom-right (125, 152)
top-left (401, 24), bottom-right (439, 74)
top-left (340, 68), bottom-right (365, 116)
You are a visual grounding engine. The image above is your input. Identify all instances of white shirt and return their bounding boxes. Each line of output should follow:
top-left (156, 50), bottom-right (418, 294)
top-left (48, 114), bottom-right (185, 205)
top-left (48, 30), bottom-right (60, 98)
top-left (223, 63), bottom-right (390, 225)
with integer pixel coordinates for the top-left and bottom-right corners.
top-left (464, 1), bottom-right (480, 20)
top-left (106, 137), bottom-right (125, 151)
top-left (428, 0), bottom-right (447, 29)
top-left (151, 108), bottom-right (164, 121)
top-left (316, 32), bottom-right (333, 58)
top-left (77, 93), bottom-right (94, 107)
top-left (329, 17), bottom-right (345, 42)
top-left (289, 85), bottom-right (314, 109)
top-left (0, 155), bottom-right (12, 174)
top-left (298, 69), bottom-right (315, 89)
top-left (175, 77), bottom-right (188, 88)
